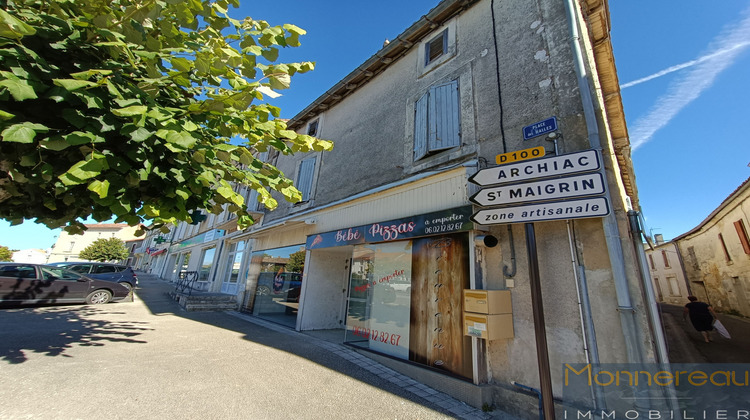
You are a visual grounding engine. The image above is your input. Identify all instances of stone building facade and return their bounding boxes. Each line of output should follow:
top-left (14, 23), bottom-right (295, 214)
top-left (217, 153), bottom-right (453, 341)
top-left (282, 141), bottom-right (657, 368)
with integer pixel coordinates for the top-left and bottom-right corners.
top-left (143, 0), bottom-right (664, 416)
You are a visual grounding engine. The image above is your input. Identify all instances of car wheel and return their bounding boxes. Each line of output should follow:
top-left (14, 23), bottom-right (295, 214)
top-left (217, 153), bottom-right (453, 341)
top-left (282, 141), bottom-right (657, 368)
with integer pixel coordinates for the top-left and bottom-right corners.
top-left (256, 285), bottom-right (271, 296)
top-left (86, 289), bottom-right (112, 304)
top-left (119, 282), bottom-right (133, 292)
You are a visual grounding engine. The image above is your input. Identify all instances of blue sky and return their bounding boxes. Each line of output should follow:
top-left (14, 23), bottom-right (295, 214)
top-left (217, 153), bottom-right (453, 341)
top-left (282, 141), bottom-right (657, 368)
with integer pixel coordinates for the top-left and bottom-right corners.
top-left (2, 0), bottom-right (749, 249)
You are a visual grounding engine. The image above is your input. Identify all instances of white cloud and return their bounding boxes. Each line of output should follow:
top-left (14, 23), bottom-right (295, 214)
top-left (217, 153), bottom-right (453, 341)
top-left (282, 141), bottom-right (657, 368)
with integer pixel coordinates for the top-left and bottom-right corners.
top-left (626, 7), bottom-right (750, 151)
top-left (620, 42), bottom-right (750, 89)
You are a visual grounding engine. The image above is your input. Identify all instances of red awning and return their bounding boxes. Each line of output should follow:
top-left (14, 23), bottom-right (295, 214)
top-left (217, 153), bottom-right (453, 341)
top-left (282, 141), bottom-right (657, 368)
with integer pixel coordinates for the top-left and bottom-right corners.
top-left (151, 248), bottom-right (167, 256)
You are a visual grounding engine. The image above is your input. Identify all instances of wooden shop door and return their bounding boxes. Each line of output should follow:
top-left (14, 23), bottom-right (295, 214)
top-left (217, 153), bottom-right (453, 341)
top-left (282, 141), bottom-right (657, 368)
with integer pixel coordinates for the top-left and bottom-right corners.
top-left (409, 233), bottom-right (472, 379)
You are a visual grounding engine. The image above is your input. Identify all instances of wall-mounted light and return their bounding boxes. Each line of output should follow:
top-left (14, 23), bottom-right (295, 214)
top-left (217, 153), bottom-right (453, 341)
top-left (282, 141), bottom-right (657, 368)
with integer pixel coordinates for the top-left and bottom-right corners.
top-left (475, 235), bottom-right (498, 248)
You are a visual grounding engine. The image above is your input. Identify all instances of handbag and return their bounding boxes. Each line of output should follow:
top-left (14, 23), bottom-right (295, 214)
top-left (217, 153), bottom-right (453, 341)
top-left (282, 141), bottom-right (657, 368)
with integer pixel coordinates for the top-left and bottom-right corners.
top-left (713, 319), bottom-right (731, 339)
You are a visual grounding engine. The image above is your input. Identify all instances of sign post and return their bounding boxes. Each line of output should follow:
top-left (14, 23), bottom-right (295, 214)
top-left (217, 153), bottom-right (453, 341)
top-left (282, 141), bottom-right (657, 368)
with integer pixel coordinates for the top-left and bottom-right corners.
top-left (525, 222), bottom-right (556, 420)
top-left (468, 148), bottom-right (611, 420)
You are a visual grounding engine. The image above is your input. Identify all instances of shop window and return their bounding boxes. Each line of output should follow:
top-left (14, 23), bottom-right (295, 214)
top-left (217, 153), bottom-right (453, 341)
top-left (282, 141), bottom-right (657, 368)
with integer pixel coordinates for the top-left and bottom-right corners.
top-left (414, 80), bottom-right (460, 161)
top-left (221, 241), bottom-right (246, 295)
top-left (734, 219), bottom-right (750, 254)
top-left (296, 157), bottom-right (316, 202)
top-left (249, 244), bottom-right (306, 328)
top-left (198, 247), bottom-right (216, 282)
top-left (345, 233), bottom-right (472, 379)
top-left (718, 233), bottom-right (732, 262)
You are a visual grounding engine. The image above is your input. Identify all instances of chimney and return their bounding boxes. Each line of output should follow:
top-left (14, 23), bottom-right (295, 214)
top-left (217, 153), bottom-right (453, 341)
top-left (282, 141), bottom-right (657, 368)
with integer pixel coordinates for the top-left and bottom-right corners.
top-left (654, 234), bottom-right (664, 245)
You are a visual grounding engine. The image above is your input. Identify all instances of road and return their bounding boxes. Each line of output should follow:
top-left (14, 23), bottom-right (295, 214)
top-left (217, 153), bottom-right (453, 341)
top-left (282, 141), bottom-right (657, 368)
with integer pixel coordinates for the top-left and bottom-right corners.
top-left (0, 275), bottom-right (506, 420)
top-left (659, 302), bottom-right (750, 363)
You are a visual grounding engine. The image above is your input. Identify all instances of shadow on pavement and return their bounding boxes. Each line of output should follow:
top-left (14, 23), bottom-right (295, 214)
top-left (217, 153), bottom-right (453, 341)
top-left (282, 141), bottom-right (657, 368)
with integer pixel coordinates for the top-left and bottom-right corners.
top-left (132, 273), bottom-right (500, 419)
top-left (134, 275), bottom-right (396, 385)
top-left (0, 303), bottom-right (152, 364)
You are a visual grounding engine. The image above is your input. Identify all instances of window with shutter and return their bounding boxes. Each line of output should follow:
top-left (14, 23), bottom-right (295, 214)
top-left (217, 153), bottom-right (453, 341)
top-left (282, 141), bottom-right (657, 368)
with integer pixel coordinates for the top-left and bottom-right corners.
top-left (734, 219), bottom-right (750, 254)
top-left (413, 79), bottom-right (460, 161)
top-left (425, 29), bottom-right (448, 65)
top-left (297, 157), bottom-right (316, 202)
top-left (414, 94), bottom-right (429, 161)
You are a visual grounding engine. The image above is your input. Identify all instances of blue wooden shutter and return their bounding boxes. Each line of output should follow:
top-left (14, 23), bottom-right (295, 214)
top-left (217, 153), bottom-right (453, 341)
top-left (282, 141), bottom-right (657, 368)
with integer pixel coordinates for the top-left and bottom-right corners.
top-left (414, 92), bottom-right (429, 161)
top-left (428, 79), bottom-right (460, 152)
top-left (297, 157), bottom-right (316, 202)
top-left (246, 151), bottom-right (268, 211)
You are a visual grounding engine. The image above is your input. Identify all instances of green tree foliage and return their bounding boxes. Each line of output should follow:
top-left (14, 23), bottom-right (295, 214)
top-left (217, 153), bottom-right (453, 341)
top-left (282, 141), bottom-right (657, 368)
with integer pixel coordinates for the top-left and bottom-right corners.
top-left (286, 249), bottom-right (305, 273)
top-left (78, 237), bottom-right (129, 261)
top-left (0, 0), bottom-right (333, 235)
top-left (0, 245), bottom-right (13, 261)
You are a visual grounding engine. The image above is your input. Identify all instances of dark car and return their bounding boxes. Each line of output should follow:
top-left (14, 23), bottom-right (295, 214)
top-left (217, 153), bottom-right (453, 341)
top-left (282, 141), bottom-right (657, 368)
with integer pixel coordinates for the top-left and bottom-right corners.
top-left (47, 262), bottom-right (138, 291)
top-left (0, 263), bottom-right (131, 305)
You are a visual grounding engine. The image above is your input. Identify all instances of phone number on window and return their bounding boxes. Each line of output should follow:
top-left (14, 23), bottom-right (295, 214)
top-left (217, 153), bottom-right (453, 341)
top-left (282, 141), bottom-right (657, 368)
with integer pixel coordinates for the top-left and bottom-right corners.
top-left (423, 223), bottom-right (464, 234)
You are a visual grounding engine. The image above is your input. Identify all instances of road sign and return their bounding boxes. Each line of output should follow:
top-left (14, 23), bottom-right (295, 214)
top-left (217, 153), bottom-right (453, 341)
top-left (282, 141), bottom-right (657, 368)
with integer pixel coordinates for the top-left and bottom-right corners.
top-left (469, 173), bottom-right (605, 207)
top-left (523, 117), bottom-right (557, 140)
top-left (470, 197), bottom-right (610, 225)
top-left (495, 146), bottom-right (546, 165)
top-left (469, 149), bottom-right (600, 187)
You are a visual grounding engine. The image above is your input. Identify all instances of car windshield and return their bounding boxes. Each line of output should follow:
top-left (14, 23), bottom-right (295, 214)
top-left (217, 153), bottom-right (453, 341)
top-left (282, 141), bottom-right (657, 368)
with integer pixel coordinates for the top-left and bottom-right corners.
top-left (40, 266), bottom-right (82, 281)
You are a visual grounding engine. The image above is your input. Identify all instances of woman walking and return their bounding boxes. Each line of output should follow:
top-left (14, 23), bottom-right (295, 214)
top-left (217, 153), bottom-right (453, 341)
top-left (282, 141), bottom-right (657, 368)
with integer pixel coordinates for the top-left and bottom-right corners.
top-left (683, 295), bottom-right (716, 343)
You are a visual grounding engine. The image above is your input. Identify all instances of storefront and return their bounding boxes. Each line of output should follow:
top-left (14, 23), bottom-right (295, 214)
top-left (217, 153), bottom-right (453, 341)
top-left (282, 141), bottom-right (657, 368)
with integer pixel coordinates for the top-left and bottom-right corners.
top-left (243, 243), bottom-right (306, 328)
top-left (304, 206), bottom-right (475, 379)
top-left (166, 229), bottom-right (225, 288)
top-left (217, 240), bottom-right (248, 295)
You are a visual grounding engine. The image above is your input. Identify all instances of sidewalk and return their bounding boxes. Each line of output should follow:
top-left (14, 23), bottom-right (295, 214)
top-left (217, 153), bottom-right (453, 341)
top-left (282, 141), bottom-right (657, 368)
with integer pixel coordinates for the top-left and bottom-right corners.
top-left (134, 272), bottom-right (521, 420)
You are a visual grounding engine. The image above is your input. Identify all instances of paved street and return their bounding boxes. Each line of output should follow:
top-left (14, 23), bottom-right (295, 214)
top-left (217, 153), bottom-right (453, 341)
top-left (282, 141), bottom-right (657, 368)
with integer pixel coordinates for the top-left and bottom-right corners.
top-left (659, 302), bottom-right (750, 363)
top-left (0, 274), bottom-right (512, 420)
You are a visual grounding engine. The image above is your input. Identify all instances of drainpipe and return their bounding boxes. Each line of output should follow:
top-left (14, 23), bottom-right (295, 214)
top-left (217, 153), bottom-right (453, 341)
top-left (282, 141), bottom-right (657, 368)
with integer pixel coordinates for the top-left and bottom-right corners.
top-left (627, 211), bottom-right (670, 364)
top-left (563, 0), bottom-right (645, 367)
top-left (567, 221), bottom-right (606, 410)
top-left (628, 211), bottom-right (681, 415)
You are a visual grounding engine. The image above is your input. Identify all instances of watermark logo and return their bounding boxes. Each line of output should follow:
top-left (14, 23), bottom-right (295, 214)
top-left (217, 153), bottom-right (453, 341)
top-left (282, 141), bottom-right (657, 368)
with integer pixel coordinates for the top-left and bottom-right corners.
top-left (562, 363), bottom-right (750, 420)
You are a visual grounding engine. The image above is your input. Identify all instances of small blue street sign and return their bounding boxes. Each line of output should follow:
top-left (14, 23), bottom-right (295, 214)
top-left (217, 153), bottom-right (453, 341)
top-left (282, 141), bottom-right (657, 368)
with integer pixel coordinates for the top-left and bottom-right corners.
top-left (523, 117), bottom-right (558, 140)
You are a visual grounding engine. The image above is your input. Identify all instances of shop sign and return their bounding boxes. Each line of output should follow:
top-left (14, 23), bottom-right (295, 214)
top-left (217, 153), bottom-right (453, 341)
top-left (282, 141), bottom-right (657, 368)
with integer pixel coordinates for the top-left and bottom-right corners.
top-left (469, 173), bottom-right (605, 206)
top-left (470, 197), bottom-right (610, 225)
top-left (468, 149), bottom-right (600, 187)
top-left (172, 229), bottom-right (225, 250)
top-left (306, 206), bottom-right (473, 249)
top-left (150, 248), bottom-right (167, 256)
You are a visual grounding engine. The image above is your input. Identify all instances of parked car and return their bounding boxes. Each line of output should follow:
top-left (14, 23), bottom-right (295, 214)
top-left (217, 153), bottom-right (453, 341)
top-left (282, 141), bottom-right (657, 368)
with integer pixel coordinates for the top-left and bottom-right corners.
top-left (0, 263), bottom-right (131, 305)
top-left (47, 262), bottom-right (138, 291)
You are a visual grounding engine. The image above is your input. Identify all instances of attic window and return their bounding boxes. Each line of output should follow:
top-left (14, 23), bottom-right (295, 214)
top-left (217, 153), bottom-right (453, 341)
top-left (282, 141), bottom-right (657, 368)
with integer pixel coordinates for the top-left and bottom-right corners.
top-left (425, 29), bottom-right (448, 65)
top-left (307, 119), bottom-right (319, 137)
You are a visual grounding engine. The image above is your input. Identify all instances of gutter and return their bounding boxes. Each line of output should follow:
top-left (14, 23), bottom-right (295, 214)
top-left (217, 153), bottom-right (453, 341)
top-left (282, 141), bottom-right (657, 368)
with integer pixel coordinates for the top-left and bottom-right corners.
top-left (564, 0), bottom-right (646, 366)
